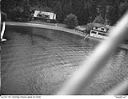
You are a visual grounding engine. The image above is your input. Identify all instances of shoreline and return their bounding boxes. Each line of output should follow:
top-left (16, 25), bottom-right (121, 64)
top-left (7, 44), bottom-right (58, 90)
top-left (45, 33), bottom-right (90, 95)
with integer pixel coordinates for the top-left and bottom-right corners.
top-left (5, 21), bottom-right (128, 50)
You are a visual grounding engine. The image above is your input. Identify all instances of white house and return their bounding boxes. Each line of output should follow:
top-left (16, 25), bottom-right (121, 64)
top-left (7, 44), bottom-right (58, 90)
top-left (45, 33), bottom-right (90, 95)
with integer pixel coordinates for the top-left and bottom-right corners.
top-left (90, 23), bottom-right (111, 39)
top-left (33, 10), bottom-right (56, 20)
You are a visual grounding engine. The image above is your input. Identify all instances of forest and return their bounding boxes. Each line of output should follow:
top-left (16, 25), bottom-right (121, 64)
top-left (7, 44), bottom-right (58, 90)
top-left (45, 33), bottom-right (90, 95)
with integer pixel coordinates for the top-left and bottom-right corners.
top-left (1, 0), bottom-right (128, 25)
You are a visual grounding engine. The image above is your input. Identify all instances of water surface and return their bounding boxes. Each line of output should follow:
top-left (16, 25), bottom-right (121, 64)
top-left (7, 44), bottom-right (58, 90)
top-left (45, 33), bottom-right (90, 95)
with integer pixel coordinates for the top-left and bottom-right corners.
top-left (1, 26), bottom-right (128, 94)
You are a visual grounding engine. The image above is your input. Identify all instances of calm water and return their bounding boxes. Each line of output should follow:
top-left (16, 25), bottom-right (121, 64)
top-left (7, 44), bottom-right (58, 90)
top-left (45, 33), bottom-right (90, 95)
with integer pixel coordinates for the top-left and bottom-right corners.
top-left (1, 26), bottom-right (128, 94)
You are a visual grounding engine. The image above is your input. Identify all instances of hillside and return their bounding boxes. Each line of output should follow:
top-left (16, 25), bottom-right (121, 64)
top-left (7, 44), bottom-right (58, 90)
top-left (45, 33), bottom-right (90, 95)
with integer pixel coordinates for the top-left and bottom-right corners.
top-left (1, 0), bottom-right (128, 25)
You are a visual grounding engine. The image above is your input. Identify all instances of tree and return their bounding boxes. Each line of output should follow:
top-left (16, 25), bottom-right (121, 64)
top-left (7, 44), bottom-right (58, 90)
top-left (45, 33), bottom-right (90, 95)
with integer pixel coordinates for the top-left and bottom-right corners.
top-left (85, 23), bottom-right (94, 33)
top-left (53, 1), bottom-right (64, 22)
top-left (9, 6), bottom-right (24, 21)
top-left (64, 13), bottom-right (78, 29)
top-left (105, 5), bottom-right (117, 25)
top-left (93, 15), bottom-right (105, 24)
top-left (119, 0), bottom-right (128, 18)
top-left (22, 0), bottom-right (31, 21)
top-left (1, 0), bottom-right (122, 24)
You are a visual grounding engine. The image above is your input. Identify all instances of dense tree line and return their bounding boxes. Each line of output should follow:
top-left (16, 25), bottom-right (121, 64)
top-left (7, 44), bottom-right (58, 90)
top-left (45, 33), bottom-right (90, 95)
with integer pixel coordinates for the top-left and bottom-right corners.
top-left (1, 0), bottom-right (128, 25)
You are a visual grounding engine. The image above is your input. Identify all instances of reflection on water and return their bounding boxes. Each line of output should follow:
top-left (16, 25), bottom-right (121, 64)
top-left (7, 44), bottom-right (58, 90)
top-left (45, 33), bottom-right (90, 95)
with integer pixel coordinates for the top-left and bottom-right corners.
top-left (1, 26), bottom-right (128, 94)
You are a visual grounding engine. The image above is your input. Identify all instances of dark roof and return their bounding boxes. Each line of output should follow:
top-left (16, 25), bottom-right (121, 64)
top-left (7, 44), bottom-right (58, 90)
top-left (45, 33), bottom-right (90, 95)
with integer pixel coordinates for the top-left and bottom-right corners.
top-left (92, 23), bottom-right (112, 29)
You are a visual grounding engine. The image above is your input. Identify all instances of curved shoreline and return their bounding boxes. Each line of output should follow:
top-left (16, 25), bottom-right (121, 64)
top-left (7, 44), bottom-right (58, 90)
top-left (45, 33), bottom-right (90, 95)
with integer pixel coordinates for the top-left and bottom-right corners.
top-left (5, 21), bottom-right (128, 50)
top-left (5, 21), bottom-right (84, 37)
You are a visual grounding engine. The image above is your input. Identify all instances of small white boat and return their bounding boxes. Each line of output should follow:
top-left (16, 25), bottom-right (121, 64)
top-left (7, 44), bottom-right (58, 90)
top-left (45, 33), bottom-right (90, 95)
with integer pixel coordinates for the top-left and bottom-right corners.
top-left (90, 26), bottom-right (109, 39)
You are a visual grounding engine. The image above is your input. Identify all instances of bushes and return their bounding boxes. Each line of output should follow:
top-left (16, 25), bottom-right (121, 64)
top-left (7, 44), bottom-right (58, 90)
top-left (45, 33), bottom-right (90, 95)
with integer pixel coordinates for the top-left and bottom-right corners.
top-left (85, 23), bottom-right (94, 33)
top-left (7, 4), bottom-right (31, 21)
top-left (8, 7), bottom-right (23, 21)
top-left (64, 13), bottom-right (78, 29)
top-left (22, 4), bottom-right (31, 21)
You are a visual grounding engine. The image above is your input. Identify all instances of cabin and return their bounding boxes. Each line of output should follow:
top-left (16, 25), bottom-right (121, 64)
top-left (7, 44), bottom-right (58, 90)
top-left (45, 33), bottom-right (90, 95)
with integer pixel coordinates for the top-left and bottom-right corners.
top-left (33, 10), bottom-right (56, 22)
top-left (90, 23), bottom-right (111, 39)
